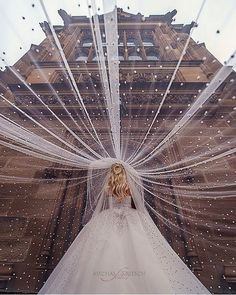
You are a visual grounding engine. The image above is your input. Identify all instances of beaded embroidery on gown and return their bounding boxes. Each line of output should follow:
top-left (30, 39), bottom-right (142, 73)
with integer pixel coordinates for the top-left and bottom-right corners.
top-left (38, 195), bottom-right (210, 294)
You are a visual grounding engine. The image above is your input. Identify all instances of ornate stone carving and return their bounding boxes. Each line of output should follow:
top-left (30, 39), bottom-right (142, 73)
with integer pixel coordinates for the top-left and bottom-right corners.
top-left (132, 72), bottom-right (154, 82)
top-left (119, 71), bottom-right (172, 83)
top-left (165, 94), bottom-right (195, 104)
top-left (14, 94), bottom-right (106, 107)
top-left (14, 93), bottom-right (198, 107)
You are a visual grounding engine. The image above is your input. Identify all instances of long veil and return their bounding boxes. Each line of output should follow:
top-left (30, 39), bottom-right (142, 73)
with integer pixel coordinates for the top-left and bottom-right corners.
top-left (0, 0), bottom-right (236, 293)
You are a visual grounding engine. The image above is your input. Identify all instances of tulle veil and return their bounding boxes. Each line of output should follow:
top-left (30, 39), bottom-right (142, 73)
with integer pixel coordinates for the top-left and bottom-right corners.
top-left (0, 0), bottom-right (235, 293)
top-left (38, 156), bottom-right (211, 294)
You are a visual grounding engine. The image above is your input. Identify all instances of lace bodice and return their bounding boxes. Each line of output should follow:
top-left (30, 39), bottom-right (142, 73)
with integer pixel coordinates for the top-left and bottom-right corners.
top-left (108, 195), bottom-right (132, 209)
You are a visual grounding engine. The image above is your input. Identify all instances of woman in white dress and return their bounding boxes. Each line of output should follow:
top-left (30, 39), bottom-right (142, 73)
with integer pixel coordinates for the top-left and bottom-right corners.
top-left (38, 160), bottom-right (210, 294)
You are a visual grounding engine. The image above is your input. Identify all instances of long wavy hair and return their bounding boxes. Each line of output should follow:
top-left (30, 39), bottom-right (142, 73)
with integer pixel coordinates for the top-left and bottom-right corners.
top-left (107, 163), bottom-right (130, 202)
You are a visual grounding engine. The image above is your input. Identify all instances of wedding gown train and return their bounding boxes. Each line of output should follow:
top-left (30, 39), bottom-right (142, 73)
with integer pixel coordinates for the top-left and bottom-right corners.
top-left (38, 196), bottom-right (210, 294)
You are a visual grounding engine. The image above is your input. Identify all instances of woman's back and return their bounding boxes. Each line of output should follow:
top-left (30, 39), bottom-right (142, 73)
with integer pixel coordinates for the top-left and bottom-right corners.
top-left (108, 195), bottom-right (132, 209)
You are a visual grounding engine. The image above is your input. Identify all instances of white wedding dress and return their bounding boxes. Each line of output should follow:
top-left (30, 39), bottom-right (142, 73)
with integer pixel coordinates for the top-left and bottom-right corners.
top-left (38, 195), bottom-right (210, 294)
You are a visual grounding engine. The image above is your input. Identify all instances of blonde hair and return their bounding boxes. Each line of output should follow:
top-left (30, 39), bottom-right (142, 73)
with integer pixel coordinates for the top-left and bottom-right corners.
top-left (107, 163), bottom-right (130, 202)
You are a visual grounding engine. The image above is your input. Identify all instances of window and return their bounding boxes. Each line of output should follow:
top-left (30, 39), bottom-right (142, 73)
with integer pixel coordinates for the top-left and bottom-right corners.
top-left (83, 42), bottom-right (92, 47)
top-left (142, 31), bottom-right (154, 46)
top-left (92, 55), bottom-right (107, 61)
top-left (143, 41), bottom-right (154, 47)
top-left (118, 48), bottom-right (124, 60)
top-left (76, 55), bottom-right (87, 61)
top-left (127, 41), bottom-right (135, 46)
top-left (146, 55), bottom-right (158, 60)
top-left (127, 37), bottom-right (137, 47)
top-left (128, 52), bottom-right (142, 61)
top-left (146, 48), bottom-right (159, 61)
top-left (82, 39), bottom-right (93, 47)
top-left (76, 51), bottom-right (88, 61)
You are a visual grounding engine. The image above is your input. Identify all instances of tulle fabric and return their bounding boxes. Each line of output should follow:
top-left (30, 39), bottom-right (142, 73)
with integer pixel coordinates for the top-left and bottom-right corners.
top-left (0, 2), bottom-right (235, 294)
top-left (38, 196), bottom-right (210, 294)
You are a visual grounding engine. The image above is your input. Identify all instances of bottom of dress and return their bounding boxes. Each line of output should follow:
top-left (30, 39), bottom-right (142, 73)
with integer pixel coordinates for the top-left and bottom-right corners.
top-left (38, 207), bottom-right (210, 294)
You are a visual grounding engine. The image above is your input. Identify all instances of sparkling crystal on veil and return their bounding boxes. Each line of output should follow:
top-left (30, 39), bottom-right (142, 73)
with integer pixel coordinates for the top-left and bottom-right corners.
top-left (38, 160), bottom-right (210, 294)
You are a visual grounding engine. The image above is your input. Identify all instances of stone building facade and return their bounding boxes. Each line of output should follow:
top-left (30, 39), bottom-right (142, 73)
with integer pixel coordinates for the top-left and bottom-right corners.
top-left (0, 8), bottom-right (235, 293)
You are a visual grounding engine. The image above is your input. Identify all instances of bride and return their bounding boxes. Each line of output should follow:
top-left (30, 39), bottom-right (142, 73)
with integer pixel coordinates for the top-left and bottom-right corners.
top-left (38, 159), bottom-right (210, 294)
